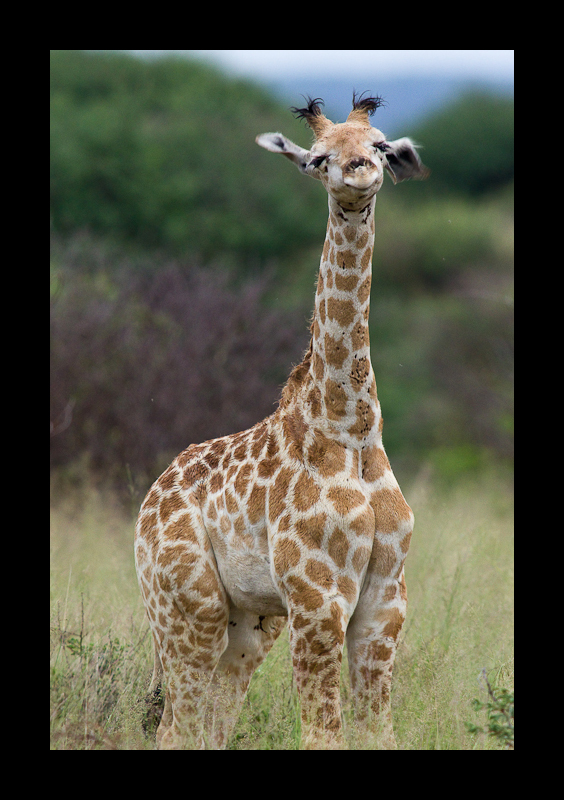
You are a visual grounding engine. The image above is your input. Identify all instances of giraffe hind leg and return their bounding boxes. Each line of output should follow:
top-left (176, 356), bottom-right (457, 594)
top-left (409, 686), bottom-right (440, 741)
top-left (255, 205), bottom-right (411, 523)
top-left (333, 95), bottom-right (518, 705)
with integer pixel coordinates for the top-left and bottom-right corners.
top-left (136, 502), bottom-right (232, 748)
top-left (204, 608), bottom-right (286, 748)
top-left (139, 539), bottom-right (284, 746)
top-left (154, 597), bottom-right (233, 749)
top-left (156, 607), bottom-right (284, 750)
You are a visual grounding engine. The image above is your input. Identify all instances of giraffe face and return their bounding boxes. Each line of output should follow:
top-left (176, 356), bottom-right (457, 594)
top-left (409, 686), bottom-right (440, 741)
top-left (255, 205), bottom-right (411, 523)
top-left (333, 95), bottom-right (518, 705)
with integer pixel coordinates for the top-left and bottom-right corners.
top-left (256, 94), bottom-right (429, 209)
top-left (305, 122), bottom-right (387, 207)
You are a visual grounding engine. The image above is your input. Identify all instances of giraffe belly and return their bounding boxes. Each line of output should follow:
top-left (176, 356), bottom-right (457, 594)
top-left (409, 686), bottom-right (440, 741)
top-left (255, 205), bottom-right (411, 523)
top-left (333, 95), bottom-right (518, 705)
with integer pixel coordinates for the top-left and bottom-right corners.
top-left (214, 549), bottom-right (288, 617)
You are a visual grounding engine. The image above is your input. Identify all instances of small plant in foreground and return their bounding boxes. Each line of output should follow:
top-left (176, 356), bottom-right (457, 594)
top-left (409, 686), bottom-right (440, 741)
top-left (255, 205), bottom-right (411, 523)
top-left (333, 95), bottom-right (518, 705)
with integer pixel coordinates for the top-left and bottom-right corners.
top-left (466, 669), bottom-right (514, 749)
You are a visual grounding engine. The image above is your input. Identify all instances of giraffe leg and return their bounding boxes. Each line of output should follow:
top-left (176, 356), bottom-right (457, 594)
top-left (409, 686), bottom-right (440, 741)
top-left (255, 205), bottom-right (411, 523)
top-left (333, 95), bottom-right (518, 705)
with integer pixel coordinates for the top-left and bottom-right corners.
top-left (154, 593), bottom-right (231, 750)
top-left (203, 608), bottom-right (286, 749)
top-left (346, 567), bottom-right (408, 749)
top-left (136, 504), bottom-right (232, 749)
top-left (287, 599), bottom-right (349, 750)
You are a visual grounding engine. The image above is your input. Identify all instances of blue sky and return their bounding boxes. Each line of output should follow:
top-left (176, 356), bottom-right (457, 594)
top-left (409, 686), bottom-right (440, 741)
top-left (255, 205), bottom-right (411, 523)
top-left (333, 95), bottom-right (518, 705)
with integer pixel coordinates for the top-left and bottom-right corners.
top-left (131, 50), bottom-right (514, 81)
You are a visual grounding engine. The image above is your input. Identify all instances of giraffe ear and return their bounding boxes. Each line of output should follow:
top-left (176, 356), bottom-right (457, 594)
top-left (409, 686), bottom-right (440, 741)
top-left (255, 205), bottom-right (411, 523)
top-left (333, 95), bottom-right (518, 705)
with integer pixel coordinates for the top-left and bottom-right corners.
top-left (382, 138), bottom-right (430, 184)
top-left (256, 133), bottom-right (311, 175)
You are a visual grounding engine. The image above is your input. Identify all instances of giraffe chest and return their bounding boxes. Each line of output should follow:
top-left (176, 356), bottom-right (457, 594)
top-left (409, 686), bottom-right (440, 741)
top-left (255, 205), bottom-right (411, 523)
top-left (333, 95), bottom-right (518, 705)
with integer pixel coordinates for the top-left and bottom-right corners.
top-left (201, 483), bottom-right (288, 617)
top-left (200, 463), bottom-right (377, 619)
top-left (213, 543), bottom-right (288, 617)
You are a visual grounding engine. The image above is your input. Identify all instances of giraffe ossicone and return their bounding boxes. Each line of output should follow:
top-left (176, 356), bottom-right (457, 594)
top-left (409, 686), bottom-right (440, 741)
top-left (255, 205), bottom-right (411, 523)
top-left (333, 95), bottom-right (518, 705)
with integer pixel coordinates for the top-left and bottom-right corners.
top-left (134, 94), bottom-right (428, 750)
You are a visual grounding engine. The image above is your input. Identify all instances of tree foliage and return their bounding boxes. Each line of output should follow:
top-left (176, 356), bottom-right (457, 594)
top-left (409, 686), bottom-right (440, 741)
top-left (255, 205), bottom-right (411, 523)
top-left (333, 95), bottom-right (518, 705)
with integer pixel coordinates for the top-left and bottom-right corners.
top-left (50, 50), bottom-right (325, 264)
top-left (410, 91), bottom-right (514, 197)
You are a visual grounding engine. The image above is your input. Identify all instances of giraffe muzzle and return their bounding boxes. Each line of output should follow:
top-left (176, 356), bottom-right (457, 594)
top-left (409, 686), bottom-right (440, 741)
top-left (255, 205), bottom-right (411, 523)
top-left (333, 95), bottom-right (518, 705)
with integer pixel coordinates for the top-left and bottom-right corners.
top-left (341, 157), bottom-right (381, 192)
top-left (345, 157), bottom-right (373, 172)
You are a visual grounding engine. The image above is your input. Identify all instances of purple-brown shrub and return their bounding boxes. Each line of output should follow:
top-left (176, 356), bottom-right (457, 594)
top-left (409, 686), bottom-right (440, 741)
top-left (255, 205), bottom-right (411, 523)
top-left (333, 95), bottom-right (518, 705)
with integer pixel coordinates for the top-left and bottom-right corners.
top-left (50, 263), bottom-right (306, 496)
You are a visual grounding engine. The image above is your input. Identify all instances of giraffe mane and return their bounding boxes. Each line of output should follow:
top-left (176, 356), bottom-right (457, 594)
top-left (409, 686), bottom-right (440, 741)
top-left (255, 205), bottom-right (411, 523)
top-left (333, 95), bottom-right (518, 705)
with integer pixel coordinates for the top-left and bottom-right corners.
top-left (279, 337), bottom-right (313, 408)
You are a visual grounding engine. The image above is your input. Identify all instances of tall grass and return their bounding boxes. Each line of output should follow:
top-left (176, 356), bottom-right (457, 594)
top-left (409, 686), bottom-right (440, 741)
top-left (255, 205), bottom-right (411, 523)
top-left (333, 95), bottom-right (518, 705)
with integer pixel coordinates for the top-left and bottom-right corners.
top-left (391, 470), bottom-right (514, 750)
top-left (50, 471), bottom-right (513, 750)
top-left (50, 491), bottom-right (153, 750)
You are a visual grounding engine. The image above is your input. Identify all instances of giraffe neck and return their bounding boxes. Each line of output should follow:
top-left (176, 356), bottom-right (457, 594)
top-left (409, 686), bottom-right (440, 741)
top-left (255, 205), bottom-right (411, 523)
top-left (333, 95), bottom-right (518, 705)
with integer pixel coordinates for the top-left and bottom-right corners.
top-left (309, 194), bottom-right (381, 448)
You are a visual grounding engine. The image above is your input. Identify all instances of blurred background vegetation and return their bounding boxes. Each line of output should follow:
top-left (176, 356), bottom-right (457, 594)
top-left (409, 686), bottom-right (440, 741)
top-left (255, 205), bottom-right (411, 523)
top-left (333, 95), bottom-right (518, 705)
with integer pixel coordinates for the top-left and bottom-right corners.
top-left (50, 50), bottom-right (513, 500)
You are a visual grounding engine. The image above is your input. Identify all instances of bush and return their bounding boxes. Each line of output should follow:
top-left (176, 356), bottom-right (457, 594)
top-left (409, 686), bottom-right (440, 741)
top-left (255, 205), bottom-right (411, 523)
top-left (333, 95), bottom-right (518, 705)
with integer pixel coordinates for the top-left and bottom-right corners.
top-left (50, 50), bottom-right (326, 265)
top-left (409, 91), bottom-right (514, 197)
top-left (466, 671), bottom-right (514, 749)
top-left (50, 261), bottom-right (306, 494)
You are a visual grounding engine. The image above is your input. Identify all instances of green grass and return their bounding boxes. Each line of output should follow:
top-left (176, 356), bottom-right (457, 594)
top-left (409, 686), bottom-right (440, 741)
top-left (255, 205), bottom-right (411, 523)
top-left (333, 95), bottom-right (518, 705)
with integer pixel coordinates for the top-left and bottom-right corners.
top-left (50, 471), bottom-right (513, 750)
top-left (391, 471), bottom-right (514, 750)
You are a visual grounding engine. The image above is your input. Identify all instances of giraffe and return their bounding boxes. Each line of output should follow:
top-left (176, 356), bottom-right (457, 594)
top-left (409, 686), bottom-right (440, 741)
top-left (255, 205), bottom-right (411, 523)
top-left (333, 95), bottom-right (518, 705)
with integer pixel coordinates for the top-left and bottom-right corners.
top-left (134, 94), bottom-right (429, 750)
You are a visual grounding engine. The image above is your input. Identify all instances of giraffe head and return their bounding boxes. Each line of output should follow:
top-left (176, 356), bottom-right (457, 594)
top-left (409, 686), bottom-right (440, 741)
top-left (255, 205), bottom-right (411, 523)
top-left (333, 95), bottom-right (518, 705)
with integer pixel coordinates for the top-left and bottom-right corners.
top-left (257, 93), bottom-right (429, 210)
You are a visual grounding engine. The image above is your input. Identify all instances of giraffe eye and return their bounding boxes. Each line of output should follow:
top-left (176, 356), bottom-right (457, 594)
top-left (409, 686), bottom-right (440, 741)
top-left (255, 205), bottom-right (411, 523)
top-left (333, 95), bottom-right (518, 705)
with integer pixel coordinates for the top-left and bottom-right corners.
top-left (310, 155), bottom-right (328, 170)
top-left (373, 141), bottom-right (389, 153)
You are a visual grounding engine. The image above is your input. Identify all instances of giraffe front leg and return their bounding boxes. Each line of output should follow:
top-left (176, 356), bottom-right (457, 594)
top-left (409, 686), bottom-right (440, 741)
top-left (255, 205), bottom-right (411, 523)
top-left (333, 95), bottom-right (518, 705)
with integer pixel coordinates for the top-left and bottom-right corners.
top-left (287, 600), bottom-right (349, 750)
top-left (346, 568), bottom-right (408, 749)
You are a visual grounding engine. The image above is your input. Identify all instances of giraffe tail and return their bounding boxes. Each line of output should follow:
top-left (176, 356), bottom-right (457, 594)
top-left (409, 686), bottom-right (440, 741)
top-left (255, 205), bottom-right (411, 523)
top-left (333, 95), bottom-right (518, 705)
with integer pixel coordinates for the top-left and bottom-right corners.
top-left (142, 683), bottom-right (165, 738)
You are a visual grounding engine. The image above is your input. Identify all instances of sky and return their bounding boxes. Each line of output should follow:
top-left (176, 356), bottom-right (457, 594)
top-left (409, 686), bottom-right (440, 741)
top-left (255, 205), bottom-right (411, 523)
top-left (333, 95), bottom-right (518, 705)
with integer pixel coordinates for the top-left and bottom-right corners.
top-left (131, 50), bottom-right (514, 81)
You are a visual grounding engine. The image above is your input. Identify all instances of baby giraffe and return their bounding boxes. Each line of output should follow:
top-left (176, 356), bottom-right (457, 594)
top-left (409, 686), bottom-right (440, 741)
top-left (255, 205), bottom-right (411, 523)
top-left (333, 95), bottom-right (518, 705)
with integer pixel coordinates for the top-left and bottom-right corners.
top-left (135, 94), bottom-right (428, 749)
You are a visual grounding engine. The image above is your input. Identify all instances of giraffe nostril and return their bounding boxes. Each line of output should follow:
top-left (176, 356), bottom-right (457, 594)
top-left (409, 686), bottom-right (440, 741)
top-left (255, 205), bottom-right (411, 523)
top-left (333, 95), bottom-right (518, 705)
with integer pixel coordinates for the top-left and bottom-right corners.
top-left (347, 157), bottom-right (371, 171)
